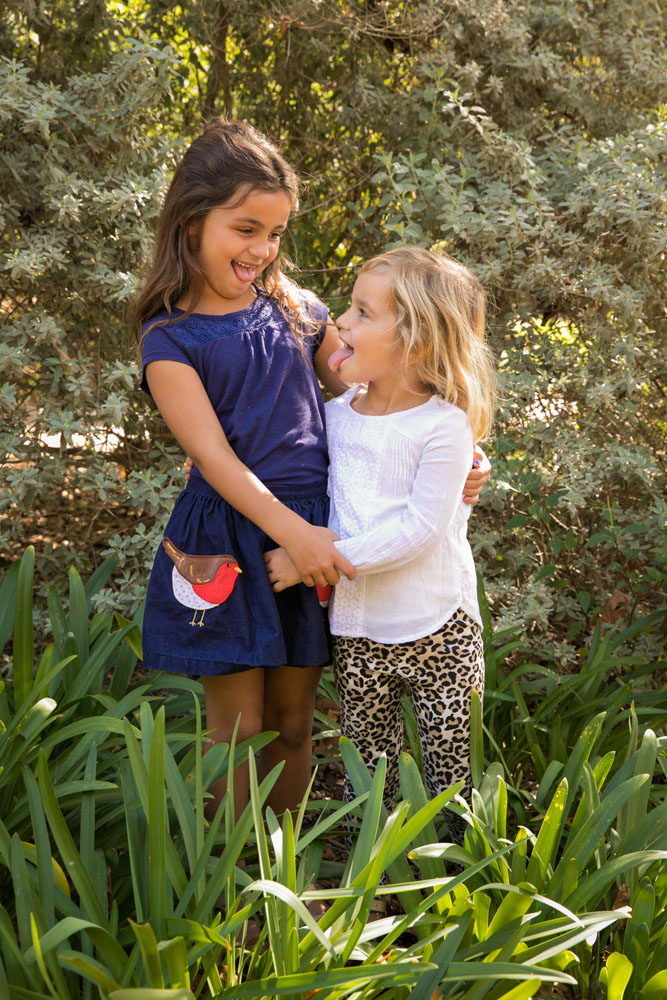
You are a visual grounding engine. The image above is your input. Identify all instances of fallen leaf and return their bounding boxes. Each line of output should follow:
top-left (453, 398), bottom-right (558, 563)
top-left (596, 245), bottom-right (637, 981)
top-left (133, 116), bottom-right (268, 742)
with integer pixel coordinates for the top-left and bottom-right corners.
top-left (600, 589), bottom-right (630, 623)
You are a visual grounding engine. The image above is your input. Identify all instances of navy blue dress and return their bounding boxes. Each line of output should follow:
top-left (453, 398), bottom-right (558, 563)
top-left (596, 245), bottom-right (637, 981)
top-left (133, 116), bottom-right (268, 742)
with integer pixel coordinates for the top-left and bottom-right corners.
top-left (140, 291), bottom-right (331, 676)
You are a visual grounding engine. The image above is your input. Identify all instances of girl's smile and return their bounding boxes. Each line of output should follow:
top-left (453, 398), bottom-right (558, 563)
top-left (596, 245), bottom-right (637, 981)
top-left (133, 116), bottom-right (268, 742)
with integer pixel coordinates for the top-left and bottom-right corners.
top-left (188, 188), bottom-right (292, 314)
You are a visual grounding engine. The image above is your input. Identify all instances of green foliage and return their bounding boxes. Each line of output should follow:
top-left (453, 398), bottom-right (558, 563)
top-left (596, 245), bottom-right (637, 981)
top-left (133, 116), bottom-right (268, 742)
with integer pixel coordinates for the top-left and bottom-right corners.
top-left (0, 0), bottom-right (664, 654)
top-left (478, 575), bottom-right (667, 828)
top-left (0, 549), bottom-right (665, 999)
top-left (0, 11), bottom-right (183, 610)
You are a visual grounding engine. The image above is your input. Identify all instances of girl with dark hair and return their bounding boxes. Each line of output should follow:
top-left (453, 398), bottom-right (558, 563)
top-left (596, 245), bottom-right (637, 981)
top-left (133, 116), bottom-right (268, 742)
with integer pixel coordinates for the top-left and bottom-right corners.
top-left (135, 119), bottom-right (488, 819)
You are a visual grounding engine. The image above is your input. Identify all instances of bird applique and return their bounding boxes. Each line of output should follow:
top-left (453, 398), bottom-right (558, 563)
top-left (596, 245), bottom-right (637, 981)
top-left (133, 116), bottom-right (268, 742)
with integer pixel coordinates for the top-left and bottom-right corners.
top-left (163, 538), bottom-right (242, 627)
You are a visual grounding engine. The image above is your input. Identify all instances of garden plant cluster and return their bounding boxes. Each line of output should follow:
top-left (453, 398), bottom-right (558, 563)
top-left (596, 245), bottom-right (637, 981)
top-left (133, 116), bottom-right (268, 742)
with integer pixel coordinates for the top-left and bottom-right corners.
top-left (0, 549), bottom-right (664, 998)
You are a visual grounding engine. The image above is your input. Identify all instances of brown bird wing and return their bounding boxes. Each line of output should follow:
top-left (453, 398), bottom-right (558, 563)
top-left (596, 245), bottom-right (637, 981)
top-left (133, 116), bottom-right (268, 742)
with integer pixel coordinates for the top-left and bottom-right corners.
top-left (162, 538), bottom-right (237, 585)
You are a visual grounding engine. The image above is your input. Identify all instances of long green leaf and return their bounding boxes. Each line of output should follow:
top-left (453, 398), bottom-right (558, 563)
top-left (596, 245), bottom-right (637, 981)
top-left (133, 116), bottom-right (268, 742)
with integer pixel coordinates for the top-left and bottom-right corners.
top-left (564, 851), bottom-right (667, 910)
top-left (0, 904), bottom-right (39, 993)
top-left (13, 546), bottom-right (35, 710)
top-left (11, 833), bottom-right (34, 951)
top-left (184, 766), bottom-right (283, 921)
top-left (109, 990), bottom-right (195, 1000)
top-left (604, 951), bottom-right (633, 1000)
top-left (248, 752), bottom-right (287, 976)
top-left (148, 708), bottom-right (168, 939)
top-left (216, 963), bottom-right (437, 998)
top-left (28, 912), bottom-right (75, 1000)
top-left (36, 752), bottom-right (108, 927)
top-left (486, 884), bottom-right (538, 938)
top-left (515, 909), bottom-right (625, 966)
top-left (130, 922), bottom-right (164, 990)
top-left (163, 743), bottom-right (197, 879)
top-left (560, 711), bottom-right (605, 817)
top-left (398, 752), bottom-right (443, 881)
top-left (80, 746), bottom-right (98, 893)
top-left (192, 692), bottom-right (204, 873)
top-left (246, 879), bottom-right (337, 957)
top-left (640, 970), bottom-right (667, 999)
top-left (470, 687), bottom-right (484, 788)
top-left (550, 775), bottom-right (649, 896)
top-left (0, 559), bottom-right (20, 654)
top-left (122, 717), bottom-right (187, 903)
top-left (347, 753), bottom-right (386, 883)
top-left (120, 759), bottom-right (148, 923)
top-left (59, 951), bottom-right (120, 995)
top-left (22, 768), bottom-right (56, 926)
top-left (613, 795), bottom-right (667, 857)
top-left (24, 918), bottom-right (127, 981)
top-left (28, 914), bottom-right (57, 1000)
top-left (493, 982), bottom-right (543, 1000)
top-left (67, 566), bottom-right (90, 664)
top-left (525, 777), bottom-right (568, 890)
top-left (618, 729), bottom-right (657, 873)
top-left (440, 960), bottom-right (576, 984)
top-left (61, 625), bottom-right (135, 709)
top-left (109, 599), bottom-right (145, 700)
top-left (158, 936), bottom-right (189, 991)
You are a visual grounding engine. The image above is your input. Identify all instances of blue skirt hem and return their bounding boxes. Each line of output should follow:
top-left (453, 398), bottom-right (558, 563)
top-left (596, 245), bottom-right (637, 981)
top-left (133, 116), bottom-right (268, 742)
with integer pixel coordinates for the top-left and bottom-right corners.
top-left (143, 652), bottom-right (332, 676)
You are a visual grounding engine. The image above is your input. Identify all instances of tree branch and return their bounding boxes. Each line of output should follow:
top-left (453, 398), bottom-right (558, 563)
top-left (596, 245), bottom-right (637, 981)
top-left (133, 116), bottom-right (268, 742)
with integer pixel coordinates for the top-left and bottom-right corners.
top-left (203, 1), bottom-right (232, 119)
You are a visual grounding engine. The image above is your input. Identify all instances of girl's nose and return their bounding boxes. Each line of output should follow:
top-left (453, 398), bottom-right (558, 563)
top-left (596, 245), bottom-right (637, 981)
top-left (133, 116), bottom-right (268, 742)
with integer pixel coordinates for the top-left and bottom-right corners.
top-left (249, 237), bottom-right (271, 261)
top-left (336, 309), bottom-right (350, 329)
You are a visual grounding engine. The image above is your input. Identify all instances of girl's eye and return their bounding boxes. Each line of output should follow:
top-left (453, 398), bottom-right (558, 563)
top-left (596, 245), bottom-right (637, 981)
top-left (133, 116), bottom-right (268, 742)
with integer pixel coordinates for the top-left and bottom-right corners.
top-left (237, 228), bottom-right (253, 235)
top-left (269, 231), bottom-right (283, 241)
top-left (358, 308), bottom-right (367, 318)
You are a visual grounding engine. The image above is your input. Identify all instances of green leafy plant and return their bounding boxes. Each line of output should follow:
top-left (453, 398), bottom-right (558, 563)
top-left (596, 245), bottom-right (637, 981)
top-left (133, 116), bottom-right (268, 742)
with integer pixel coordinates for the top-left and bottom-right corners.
top-left (1, 535), bottom-right (665, 1000)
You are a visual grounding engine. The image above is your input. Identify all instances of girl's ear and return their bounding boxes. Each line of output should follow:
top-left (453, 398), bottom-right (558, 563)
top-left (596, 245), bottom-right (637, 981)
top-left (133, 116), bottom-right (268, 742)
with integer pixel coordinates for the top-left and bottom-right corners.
top-left (186, 223), bottom-right (200, 251)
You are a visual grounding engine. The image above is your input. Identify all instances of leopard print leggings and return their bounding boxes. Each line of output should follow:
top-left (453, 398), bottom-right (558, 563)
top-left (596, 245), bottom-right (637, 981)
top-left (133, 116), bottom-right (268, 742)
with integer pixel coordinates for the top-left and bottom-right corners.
top-left (333, 608), bottom-right (484, 844)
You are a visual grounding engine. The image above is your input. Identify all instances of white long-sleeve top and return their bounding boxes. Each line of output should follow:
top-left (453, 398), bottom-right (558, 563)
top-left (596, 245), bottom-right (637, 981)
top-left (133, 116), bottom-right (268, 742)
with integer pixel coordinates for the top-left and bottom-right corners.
top-left (327, 388), bottom-right (481, 643)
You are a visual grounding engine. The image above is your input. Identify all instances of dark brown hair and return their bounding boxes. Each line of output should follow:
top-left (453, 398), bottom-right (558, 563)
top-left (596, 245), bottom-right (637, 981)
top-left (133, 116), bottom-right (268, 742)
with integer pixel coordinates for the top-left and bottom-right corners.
top-left (133, 119), bottom-right (315, 345)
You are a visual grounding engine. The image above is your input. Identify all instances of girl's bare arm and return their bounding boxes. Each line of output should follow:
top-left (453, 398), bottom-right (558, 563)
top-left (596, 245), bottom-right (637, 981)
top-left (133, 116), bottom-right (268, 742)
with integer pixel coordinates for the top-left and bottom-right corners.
top-left (145, 359), bottom-right (355, 588)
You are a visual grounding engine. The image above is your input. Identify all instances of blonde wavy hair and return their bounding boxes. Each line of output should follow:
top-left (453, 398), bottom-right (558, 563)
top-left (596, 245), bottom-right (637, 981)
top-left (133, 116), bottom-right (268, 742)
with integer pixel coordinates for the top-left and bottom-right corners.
top-left (360, 247), bottom-right (496, 440)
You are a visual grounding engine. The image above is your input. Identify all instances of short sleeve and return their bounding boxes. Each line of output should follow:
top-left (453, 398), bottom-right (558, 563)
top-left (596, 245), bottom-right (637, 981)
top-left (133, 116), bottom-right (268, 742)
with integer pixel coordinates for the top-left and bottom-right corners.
top-left (140, 322), bottom-right (195, 396)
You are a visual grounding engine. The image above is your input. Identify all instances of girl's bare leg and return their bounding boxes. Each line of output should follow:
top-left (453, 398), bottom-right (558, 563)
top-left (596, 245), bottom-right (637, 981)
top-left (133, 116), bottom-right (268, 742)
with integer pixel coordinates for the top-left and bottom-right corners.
top-left (261, 665), bottom-right (322, 813)
top-left (201, 669), bottom-right (265, 821)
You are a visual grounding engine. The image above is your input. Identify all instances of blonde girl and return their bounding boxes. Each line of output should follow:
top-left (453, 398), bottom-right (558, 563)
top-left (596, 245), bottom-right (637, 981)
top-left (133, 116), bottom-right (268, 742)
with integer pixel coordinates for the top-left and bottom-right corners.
top-left (265, 247), bottom-right (495, 841)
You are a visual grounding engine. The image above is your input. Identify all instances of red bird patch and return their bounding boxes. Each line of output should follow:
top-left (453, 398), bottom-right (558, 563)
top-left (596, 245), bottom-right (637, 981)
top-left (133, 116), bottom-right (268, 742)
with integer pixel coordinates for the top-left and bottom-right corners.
top-left (163, 538), bottom-right (242, 627)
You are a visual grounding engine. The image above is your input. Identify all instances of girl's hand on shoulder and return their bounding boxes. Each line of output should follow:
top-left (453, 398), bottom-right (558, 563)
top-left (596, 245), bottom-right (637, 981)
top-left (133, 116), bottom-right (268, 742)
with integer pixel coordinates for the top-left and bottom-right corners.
top-left (284, 524), bottom-right (356, 588)
top-left (463, 446), bottom-right (491, 505)
top-left (264, 547), bottom-right (302, 592)
top-left (184, 456), bottom-right (194, 480)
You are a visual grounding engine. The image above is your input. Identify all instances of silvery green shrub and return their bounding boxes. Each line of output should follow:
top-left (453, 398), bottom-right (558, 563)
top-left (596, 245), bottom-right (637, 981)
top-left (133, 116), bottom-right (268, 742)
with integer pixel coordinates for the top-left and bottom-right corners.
top-left (1, 1), bottom-right (664, 652)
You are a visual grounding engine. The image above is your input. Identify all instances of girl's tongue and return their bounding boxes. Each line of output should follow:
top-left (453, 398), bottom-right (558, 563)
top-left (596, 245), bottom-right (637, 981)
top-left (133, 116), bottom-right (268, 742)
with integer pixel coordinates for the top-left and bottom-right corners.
top-left (328, 346), bottom-right (354, 373)
top-left (232, 261), bottom-right (257, 282)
